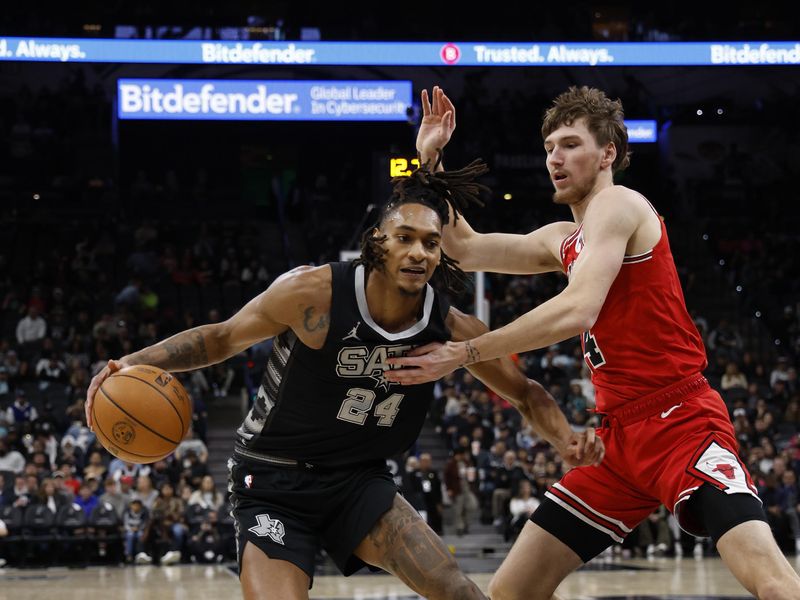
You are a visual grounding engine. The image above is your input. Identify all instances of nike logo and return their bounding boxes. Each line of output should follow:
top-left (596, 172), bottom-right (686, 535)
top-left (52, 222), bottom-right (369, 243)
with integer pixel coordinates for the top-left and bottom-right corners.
top-left (660, 403), bottom-right (683, 419)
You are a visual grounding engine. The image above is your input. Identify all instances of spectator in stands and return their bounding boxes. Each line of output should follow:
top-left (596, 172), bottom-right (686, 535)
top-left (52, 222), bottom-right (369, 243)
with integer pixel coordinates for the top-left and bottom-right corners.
top-left (174, 425), bottom-right (208, 463)
top-left (5, 390), bottom-right (38, 430)
top-left (123, 498), bottom-right (150, 564)
top-left (2, 350), bottom-right (25, 385)
top-left (759, 472), bottom-right (792, 551)
top-left (10, 474), bottom-right (32, 509)
top-left (721, 362), bottom-right (748, 392)
top-left (83, 450), bottom-right (107, 482)
top-left (141, 505), bottom-right (182, 566)
top-left (0, 366), bottom-right (9, 397)
top-left (771, 357), bottom-right (792, 389)
top-left (635, 506), bottom-right (672, 557)
top-left (444, 447), bottom-right (479, 536)
top-left (400, 456), bottom-right (427, 519)
top-left (0, 438), bottom-right (25, 474)
top-left (37, 477), bottom-right (69, 513)
top-left (490, 450), bottom-right (527, 530)
top-left (55, 464), bottom-right (81, 497)
top-left (148, 459), bottom-right (173, 490)
top-left (151, 481), bottom-right (186, 558)
top-left (188, 511), bottom-right (222, 564)
top-left (177, 449), bottom-right (208, 489)
top-left (188, 475), bottom-right (223, 512)
top-left (15, 305), bottom-right (47, 347)
top-left (132, 475), bottom-right (158, 510)
top-left (443, 400), bottom-right (472, 450)
top-left (777, 468), bottom-right (800, 554)
top-left (114, 278), bottom-right (141, 308)
top-left (506, 479), bottom-right (539, 542)
top-left (74, 482), bottom-right (99, 517)
top-left (707, 318), bottom-right (744, 361)
top-left (417, 453), bottom-right (444, 535)
top-left (99, 477), bottom-right (127, 517)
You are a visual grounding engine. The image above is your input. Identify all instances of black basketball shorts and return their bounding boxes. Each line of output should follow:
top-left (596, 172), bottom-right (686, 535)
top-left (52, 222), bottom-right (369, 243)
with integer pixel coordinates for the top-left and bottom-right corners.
top-left (228, 456), bottom-right (398, 586)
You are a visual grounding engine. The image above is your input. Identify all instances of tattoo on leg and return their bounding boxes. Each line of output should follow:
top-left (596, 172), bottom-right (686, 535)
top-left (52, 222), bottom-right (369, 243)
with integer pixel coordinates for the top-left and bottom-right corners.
top-left (368, 497), bottom-right (485, 599)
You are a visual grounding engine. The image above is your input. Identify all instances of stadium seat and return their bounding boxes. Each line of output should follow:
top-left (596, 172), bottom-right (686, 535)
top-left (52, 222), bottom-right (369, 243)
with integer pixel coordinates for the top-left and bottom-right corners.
top-left (87, 502), bottom-right (123, 565)
top-left (22, 503), bottom-right (57, 566)
top-left (0, 505), bottom-right (24, 566)
top-left (55, 503), bottom-right (88, 566)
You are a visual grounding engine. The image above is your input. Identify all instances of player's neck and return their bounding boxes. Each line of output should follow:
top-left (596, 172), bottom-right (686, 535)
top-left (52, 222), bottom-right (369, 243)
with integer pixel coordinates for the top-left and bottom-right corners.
top-left (364, 270), bottom-right (425, 333)
top-left (570, 175), bottom-right (615, 224)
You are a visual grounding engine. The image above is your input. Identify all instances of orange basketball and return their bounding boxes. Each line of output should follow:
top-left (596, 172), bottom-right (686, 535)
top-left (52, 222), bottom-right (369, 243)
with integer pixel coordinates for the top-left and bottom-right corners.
top-left (93, 365), bottom-right (193, 464)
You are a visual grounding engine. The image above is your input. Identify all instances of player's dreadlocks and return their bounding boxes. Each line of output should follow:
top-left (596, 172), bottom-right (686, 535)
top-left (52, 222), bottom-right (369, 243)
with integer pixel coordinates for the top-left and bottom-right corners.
top-left (355, 156), bottom-right (489, 295)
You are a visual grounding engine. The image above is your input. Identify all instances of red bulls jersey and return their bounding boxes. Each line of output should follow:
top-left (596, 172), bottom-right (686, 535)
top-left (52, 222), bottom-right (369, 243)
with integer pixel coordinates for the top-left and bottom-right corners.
top-left (560, 207), bottom-right (707, 412)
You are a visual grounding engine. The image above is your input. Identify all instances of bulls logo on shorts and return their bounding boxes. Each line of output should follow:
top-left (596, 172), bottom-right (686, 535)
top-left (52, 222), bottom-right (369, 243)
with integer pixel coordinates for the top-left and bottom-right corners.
top-left (687, 436), bottom-right (758, 496)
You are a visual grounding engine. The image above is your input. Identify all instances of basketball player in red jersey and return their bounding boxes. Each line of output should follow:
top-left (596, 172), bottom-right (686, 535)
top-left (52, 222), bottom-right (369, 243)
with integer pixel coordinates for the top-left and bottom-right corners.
top-left (388, 86), bottom-right (800, 599)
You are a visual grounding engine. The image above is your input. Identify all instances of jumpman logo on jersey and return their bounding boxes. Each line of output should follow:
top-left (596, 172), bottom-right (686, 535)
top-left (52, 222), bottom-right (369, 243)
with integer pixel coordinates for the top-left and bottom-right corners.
top-left (342, 321), bottom-right (361, 341)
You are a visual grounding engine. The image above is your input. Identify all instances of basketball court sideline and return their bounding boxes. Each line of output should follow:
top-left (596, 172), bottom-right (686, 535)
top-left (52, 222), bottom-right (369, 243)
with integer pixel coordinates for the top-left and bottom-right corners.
top-left (2, 556), bottom-right (790, 598)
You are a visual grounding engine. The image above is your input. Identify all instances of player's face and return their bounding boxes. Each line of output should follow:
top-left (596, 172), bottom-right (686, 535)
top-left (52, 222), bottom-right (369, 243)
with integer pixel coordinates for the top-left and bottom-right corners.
top-left (377, 204), bottom-right (442, 296)
top-left (544, 118), bottom-right (609, 205)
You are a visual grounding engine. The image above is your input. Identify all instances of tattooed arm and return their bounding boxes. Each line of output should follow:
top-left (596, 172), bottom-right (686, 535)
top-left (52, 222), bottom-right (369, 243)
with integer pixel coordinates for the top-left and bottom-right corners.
top-left (86, 265), bottom-right (333, 427)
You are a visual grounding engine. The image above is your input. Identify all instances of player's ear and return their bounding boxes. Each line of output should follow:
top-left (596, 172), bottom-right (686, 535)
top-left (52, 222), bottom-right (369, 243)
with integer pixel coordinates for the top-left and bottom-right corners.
top-left (601, 142), bottom-right (617, 169)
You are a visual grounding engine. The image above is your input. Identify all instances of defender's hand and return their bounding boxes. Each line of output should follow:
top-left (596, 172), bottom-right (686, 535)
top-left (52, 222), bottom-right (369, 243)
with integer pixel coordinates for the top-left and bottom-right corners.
top-left (557, 429), bottom-right (605, 468)
top-left (86, 359), bottom-right (129, 430)
top-left (385, 341), bottom-right (465, 385)
top-left (416, 86), bottom-right (456, 167)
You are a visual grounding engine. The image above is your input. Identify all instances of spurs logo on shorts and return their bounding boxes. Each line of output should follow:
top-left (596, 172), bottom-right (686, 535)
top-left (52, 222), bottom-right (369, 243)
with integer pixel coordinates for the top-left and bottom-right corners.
top-left (688, 437), bottom-right (758, 496)
top-left (249, 513), bottom-right (286, 545)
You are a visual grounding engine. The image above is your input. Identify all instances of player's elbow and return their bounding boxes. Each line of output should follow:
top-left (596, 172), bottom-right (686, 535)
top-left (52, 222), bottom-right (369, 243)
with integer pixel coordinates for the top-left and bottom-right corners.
top-left (442, 228), bottom-right (477, 267)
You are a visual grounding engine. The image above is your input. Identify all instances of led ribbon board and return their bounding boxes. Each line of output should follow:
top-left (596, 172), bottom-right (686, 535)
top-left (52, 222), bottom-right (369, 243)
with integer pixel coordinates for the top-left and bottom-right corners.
top-left (625, 120), bottom-right (657, 143)
top-left (2, 38), bottom-right (800, 66)
top-left (117, 79), bottom-right (413, 121)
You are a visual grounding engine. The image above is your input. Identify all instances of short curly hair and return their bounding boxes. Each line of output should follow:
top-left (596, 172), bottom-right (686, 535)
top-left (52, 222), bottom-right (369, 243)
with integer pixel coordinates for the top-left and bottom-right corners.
top-left (542, 86), bottom-right (631, 173)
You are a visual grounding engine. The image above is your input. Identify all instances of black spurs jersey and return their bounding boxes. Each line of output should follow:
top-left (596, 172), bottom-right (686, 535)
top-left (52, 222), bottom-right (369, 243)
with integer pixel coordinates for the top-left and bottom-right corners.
top-left (235, 261), bottom-right (452, 467)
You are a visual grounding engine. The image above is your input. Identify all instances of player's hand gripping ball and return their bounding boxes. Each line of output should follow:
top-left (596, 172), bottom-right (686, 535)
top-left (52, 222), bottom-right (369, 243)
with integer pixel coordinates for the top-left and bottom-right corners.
top-left (92, 365), bottom-right (193, 464)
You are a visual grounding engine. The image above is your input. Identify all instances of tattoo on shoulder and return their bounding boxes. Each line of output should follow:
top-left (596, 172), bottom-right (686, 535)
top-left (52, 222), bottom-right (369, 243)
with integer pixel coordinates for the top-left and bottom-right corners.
top-left (302, 306), bottom-right (329, 333)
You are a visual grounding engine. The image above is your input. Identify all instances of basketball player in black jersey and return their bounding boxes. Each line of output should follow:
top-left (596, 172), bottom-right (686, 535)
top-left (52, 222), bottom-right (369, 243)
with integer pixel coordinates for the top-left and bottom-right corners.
top-left (86, 154), bottom-right (603, 599)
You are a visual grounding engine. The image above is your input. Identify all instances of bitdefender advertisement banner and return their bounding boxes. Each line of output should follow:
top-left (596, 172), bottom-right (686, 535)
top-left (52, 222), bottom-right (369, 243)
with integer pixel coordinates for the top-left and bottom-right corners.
top-left (3, 38), bottom-right (800, 66)
top-left (117, 79), bottom-right (413, 121)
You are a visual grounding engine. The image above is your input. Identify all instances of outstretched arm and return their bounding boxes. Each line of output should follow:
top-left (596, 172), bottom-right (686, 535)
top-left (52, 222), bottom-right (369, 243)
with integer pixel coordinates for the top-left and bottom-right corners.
top-left (86, 265), bottom-right (331, 427)
top-left (415, 86), bottom-right (569, 275)
top-left (386, 188), bottom-right (639, 384)
top-left (448, 308), bottom-right (603, 467)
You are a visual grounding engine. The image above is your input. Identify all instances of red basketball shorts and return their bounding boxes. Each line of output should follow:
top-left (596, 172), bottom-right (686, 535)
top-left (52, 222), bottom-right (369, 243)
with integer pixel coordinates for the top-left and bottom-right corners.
top-left (545, 374), bottom-right (759, 541)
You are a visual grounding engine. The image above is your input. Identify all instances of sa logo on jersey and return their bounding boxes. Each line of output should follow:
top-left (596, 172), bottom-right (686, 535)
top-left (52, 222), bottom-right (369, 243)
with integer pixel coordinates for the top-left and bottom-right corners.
top-left (336, 344), bottom-right (413, 390)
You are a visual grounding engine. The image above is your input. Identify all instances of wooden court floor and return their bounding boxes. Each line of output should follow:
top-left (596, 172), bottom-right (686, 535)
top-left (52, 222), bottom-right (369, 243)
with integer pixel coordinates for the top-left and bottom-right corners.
top-left (2, 556), bottom-right (794, 599)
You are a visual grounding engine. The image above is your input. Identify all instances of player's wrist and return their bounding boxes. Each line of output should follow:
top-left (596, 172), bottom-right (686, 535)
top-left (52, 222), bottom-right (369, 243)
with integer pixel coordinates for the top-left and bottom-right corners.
top-left (457, 340), bottom-right (481, 367)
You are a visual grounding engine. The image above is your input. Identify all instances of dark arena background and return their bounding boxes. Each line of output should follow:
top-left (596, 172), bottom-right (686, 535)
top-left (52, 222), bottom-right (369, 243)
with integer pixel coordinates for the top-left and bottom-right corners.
top-left (0, 3), bottom-right (799, 598)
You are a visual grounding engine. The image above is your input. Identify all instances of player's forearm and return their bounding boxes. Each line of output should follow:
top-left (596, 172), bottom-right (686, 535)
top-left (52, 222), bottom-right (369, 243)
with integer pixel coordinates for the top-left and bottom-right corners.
top-left (122, 325), bottom-right (231, 372)
top-left (520, 380), bottom-right (573, 451)
top-left (470, 292), bottom-right (592, 362)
